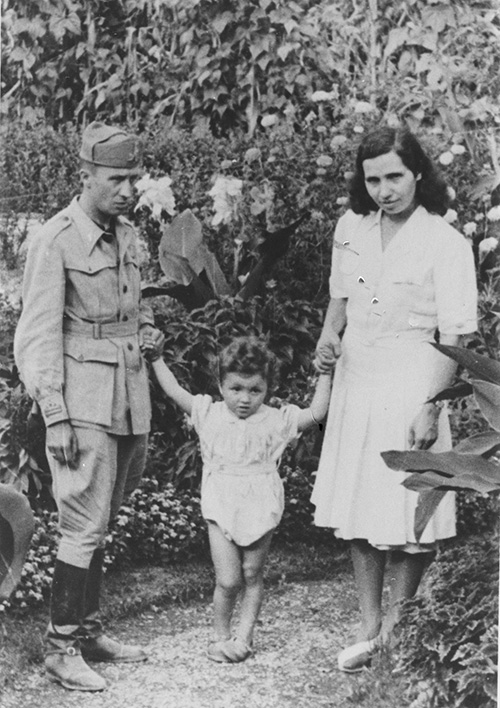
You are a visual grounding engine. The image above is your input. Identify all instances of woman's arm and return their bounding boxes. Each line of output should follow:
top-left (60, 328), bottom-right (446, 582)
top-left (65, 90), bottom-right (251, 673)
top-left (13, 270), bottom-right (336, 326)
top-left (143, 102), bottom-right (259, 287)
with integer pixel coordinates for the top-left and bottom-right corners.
top-left (151, 358), bottom-right (194, 416)
top-left (409, 333), bottom-right (461, 450)
top-left (297, 373), bottom-right (333, 432)
top-left (314, 298), bottom-right (347, 372)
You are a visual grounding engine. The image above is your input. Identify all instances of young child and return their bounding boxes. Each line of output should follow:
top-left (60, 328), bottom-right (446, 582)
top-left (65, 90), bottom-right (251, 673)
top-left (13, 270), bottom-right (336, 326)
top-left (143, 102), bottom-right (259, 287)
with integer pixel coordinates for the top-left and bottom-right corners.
top-left (148, 336), bottom-right (332, 663)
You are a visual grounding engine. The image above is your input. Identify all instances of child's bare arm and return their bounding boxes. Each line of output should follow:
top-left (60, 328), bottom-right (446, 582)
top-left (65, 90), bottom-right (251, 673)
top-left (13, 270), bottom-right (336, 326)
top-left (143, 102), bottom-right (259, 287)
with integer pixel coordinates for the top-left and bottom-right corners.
top-left (152, 358), bottom-right (193, 416)
top-left (297, 373), bottom-right (333, 432)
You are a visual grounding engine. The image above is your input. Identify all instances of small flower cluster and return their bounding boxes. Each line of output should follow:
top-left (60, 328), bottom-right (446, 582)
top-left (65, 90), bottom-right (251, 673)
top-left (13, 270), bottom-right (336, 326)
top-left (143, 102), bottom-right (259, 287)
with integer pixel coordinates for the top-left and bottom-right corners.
top-left (105, 480), bottom-right (205, 568)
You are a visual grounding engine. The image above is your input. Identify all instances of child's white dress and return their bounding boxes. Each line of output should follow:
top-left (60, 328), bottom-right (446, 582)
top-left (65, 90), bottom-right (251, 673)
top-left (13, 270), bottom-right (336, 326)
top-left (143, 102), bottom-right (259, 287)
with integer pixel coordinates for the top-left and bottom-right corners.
top-left (191, 395), bottom-right (301, 546)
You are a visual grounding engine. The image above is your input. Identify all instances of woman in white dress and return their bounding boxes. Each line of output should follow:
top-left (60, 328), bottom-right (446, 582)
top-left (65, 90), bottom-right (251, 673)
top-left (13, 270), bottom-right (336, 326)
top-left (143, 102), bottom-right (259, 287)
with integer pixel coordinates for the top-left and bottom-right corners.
top-left (312, 127), bottom-right (478, 672)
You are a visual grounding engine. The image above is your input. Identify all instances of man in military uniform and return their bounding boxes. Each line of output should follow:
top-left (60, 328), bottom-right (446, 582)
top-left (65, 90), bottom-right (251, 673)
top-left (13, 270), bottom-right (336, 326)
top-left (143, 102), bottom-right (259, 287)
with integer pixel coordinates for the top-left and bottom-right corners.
top-left (14, 122), bottom-right (165, 692)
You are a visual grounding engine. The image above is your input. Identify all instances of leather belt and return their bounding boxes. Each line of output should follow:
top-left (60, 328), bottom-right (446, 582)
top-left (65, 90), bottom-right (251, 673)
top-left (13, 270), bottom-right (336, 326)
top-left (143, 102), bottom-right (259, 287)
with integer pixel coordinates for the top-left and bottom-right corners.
top-left (63, 319), bottom-right (139, 339)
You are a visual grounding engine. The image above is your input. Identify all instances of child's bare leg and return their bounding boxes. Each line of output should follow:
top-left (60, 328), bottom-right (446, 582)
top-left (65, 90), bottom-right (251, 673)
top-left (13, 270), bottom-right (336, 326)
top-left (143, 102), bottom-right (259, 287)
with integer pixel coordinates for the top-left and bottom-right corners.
top-left (236, 530), bottom-right (274, 647)
top-left (207, 522), bottom-right (242, 639)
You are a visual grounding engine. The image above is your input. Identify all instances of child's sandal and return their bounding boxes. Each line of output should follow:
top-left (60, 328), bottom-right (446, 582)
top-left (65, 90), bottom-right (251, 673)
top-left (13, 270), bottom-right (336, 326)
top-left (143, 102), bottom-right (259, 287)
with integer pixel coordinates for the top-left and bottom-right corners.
top-left (207, 638), bottom-right (232, 663)
top-left (207, 637), bottom-right (253, 663)
top-left (219, 637), bottom-right (253, 663)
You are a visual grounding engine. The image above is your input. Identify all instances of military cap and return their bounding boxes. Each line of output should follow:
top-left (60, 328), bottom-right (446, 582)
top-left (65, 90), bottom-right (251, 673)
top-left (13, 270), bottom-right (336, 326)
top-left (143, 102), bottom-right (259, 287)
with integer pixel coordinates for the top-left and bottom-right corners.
top-left (80, 121), bottom-right (142, 168)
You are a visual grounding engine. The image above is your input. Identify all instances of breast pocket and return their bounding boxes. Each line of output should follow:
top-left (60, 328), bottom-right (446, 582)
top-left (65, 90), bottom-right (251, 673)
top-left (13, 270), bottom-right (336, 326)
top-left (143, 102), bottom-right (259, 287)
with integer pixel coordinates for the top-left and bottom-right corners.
top-left (334, 241), bottom-right (360, 275)
top-left (63, 338), bottom-right (118, 426)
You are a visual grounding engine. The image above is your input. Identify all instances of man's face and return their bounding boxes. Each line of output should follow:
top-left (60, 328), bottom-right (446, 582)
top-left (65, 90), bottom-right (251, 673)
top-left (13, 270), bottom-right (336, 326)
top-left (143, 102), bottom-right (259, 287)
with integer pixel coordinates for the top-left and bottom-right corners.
top-left (81, 164), bottom-right (141, 223)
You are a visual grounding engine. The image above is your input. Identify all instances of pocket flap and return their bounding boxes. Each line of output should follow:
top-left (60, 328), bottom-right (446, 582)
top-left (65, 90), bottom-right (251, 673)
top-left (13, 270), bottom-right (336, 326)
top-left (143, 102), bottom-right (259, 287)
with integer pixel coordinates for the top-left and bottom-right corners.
top-left (63, 336), bottom-right (118, 364)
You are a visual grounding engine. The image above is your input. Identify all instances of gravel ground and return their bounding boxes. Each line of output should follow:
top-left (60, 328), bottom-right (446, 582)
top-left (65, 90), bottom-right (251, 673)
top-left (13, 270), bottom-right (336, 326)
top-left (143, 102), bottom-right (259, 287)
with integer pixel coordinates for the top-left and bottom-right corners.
top-left (0, 576), bottom-right (392, 708)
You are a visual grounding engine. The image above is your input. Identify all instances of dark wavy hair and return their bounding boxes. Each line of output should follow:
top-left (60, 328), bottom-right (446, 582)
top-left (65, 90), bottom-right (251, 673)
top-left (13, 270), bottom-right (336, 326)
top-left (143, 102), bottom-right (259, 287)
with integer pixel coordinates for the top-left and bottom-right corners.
top-left (218, 336), bottom-right (277, 389)
top-left (349, 126), bottom-right (450, 216)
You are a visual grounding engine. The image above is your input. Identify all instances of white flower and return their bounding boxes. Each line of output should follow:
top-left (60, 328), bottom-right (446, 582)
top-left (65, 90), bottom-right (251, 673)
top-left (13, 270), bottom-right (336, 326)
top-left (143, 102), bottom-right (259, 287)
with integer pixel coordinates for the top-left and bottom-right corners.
top-left (261, 114), bottom-right (278, 127)
top-left (311, 90), bottom-right (335, 102)
top-left (354, 101), bottom-right (375, 114)
top-left (316, 155), bottom-right (333, 167)
top-left (244, 147), bottom-right (261, 163)
top-left (208, 175), bottom-right (243, 226)
top-left (479, 236), bottom-right (499, 254)
top-left (439, 151), bottom-right (454, 166)
top-left (486, 205), bottom-right (500, 222)
top-left (463, 222), bottom-right (477, 236)
top-left (451, 144), bottom-right (466, 155)
top-left (135, 174), bottom-right (176, 219)
top-left (330, 135), bottom-right (348, 150)
top-left (443, 209), bottom-right (458, 224)
top-left (447, 186), bottom-right (456, 201)
top-left (336, 196), bottom-right (348, 206)
top-left (353, 125), bottom-right (364, 134)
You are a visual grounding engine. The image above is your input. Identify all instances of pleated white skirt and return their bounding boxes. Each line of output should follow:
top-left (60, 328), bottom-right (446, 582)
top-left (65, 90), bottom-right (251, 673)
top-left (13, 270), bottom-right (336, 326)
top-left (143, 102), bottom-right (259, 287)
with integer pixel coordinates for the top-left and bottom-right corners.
top-left (311, 328), bottom-right (456, 549)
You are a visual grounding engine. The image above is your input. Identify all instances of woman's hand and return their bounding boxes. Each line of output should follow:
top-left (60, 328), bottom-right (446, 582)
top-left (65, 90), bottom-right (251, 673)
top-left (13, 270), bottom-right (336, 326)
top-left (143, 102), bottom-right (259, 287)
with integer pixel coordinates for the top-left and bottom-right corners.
top-left (408, 403), bottom-right (440, 450)
top-left (314, 332), bottom-right (341, 373)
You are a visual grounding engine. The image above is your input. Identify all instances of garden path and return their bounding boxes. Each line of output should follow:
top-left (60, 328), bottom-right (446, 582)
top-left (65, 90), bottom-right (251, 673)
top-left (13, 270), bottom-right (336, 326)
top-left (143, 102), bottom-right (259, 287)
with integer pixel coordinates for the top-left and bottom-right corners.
top-left (0, 575), bottom-right (393, 708)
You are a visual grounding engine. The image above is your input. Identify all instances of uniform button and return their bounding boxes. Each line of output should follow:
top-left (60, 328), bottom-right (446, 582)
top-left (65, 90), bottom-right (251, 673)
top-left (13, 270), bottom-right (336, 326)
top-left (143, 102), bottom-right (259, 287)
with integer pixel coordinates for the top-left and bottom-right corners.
top-left (358, 276), bottom-right (365, 283)
top-left (127, 343), bottom-right (133, 351)
top-left (123, 315), bottom-right (128, 321)
top-left (123, 285), bottom-right (128, 293)
top-left (371, 297), bottom-right (379, 304)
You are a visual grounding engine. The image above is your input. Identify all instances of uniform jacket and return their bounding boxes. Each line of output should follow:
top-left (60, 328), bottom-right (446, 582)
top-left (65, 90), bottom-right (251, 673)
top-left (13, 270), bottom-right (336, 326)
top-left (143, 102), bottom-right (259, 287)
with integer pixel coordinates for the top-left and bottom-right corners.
top-left (14, 197), bottom-right (154, 434)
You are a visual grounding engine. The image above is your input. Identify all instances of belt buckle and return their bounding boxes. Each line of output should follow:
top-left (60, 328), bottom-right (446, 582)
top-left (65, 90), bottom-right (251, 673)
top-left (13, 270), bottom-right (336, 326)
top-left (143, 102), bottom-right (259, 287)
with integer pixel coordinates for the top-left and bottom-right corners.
top-left (92, 323), bottom-right (102, 339)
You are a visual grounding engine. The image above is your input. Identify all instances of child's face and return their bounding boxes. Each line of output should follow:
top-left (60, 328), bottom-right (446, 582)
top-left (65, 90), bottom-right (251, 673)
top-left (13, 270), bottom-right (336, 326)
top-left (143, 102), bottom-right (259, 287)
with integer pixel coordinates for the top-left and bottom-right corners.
top-left (220, 372), bottom-right (268, 419)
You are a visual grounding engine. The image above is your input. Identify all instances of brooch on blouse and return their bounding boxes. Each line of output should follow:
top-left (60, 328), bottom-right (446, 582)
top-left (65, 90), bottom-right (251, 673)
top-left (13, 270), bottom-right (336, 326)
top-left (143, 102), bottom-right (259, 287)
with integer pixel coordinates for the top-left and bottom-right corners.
top-left (333, 240), bottom-right (359, 255)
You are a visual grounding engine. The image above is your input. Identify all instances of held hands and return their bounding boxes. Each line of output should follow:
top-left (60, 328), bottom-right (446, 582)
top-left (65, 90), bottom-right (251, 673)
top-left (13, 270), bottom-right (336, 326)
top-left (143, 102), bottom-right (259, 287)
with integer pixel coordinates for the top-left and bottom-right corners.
top-left (46, 421), bottom-right (79, 468)
top-left (139, 325), bottom-right (165, 362)
top-left (408, 403), bottom-right (440, 450)
top-left (313, 333), bottom-right (341, 374)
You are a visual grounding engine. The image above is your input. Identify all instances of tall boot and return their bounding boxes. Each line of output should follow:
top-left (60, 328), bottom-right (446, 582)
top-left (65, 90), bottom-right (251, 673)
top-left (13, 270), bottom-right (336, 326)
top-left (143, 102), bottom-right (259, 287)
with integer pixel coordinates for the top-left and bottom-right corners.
top-left (45, 560), bottom-right (106, 692)
top-left (80, 548), bottom-right (147, 663)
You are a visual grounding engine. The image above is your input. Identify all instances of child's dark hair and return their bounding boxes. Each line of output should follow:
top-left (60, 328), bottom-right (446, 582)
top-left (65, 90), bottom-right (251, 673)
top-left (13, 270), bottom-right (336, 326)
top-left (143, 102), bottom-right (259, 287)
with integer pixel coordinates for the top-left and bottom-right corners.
top-left (218, 336), bottom-right (277, 389)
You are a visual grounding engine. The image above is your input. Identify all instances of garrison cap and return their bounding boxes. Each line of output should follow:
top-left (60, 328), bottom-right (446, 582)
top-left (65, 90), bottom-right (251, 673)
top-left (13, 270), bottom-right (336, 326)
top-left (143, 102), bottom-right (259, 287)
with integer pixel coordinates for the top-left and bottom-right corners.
top-left (80, 122), bottom-right (142, 168)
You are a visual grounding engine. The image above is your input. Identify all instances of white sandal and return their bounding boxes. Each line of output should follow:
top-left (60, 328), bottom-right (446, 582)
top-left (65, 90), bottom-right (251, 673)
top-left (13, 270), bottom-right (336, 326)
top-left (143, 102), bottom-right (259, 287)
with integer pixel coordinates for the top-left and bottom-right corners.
top-left (337, 639), bottom-right (377, 673)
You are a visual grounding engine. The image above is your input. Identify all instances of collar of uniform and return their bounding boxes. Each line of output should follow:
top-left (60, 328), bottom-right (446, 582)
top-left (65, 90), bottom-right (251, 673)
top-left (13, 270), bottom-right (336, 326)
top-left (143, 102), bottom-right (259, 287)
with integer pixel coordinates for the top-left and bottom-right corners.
top-left (67, 197), bottom-right (133, 255)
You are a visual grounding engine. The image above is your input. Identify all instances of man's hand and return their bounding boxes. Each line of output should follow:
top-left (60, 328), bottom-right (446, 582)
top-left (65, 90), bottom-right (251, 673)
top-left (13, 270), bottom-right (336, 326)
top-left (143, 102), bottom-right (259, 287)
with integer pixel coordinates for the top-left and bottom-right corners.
top-left (408, 404), bottom-right (440, 450)
top-left (46, 421), bottom-right (79, 468)
top-left (139, 325), bottom-right (165, 362)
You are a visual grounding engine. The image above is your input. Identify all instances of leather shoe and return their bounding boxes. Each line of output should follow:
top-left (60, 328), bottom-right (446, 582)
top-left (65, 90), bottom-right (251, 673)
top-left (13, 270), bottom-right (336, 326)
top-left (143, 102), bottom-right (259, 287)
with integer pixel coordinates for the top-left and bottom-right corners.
top-left (45, 648), bottom-right (107, 691)
top-left (337, 639), bottom-right (377, 673)
top-left (81, 634), bottom-right (147, 663)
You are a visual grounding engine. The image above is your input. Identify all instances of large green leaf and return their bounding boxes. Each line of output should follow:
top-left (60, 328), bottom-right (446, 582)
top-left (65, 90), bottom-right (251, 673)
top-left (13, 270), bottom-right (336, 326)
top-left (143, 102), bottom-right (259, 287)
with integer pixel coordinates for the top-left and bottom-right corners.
top-left (472, 379), bottom-right (500, 432)
top-left (381, 449), bottom-right (500, 494)
top-left (454, 431), bottom-right (500, 455)
top-left (432, 344), bottom-right (500, 385)
top-left (414, 489), bottom-right (447, 542)
top-left (403, 469), bottom-right (500, 495)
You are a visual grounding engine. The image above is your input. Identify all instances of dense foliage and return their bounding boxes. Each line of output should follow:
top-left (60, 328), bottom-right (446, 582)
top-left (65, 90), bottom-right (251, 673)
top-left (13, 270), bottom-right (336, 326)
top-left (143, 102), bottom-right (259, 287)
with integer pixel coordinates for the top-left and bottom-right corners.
top-left (399, 533), bottom-right (498, 708)
top-left (2, 0), bottom-right (499, 139)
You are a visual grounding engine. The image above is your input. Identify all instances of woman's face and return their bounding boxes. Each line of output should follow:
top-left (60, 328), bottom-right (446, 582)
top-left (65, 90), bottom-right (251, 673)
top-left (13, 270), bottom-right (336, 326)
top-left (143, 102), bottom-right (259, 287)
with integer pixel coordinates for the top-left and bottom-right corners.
top-left (362, 150), bottom-right (420, 219)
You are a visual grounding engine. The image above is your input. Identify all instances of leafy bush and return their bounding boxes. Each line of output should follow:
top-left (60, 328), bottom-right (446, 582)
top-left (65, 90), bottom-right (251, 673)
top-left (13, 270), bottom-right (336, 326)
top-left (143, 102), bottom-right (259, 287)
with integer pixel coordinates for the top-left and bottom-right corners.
top-left (277, 465), bottom-right (336, 547)
top-left (104, 478), bottom-right (206, 570)
top-left (398, 534), bottom-right (498, 708)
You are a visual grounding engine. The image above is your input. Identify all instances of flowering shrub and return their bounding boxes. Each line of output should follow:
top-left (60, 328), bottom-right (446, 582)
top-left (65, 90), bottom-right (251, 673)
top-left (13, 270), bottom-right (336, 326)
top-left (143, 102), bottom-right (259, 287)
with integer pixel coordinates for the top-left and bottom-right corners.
top-left (104, 478), bottom-right (206, 569)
